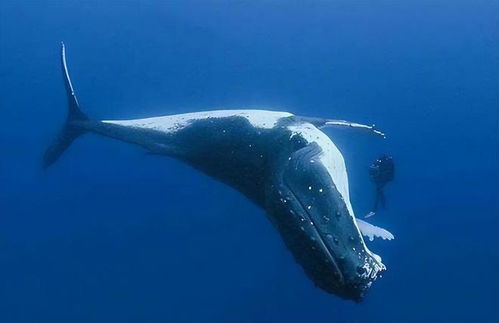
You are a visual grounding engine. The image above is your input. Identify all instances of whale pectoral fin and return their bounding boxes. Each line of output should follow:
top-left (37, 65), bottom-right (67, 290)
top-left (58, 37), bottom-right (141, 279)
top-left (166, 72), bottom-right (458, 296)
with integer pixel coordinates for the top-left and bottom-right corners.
top-left (323, 120), bottom-right (386, 138)
top-left (296, 116), bottom-right (386, 138)
top-left (355, 218), bottom-right (394, 241)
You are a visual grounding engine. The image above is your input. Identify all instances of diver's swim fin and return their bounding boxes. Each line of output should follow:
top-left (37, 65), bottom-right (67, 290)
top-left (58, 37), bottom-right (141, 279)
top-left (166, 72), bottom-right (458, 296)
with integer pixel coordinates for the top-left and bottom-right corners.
top-left (365, 211), bottom-right (375, 218)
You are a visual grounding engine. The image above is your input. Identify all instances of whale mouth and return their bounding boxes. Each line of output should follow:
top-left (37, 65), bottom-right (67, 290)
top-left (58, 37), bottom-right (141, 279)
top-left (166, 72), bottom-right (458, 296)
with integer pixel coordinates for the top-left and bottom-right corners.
top-left (272, 140), bottom-right (392, 301)
top-left (277, 159), bottom-right (387, 299)
top-left (284, 185), bottom-right (386, 301)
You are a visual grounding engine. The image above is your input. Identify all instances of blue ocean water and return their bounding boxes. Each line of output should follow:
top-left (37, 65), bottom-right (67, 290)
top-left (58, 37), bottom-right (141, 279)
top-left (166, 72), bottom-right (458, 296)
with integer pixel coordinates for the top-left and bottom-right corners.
top-left (0, 0), bottom-right (497, 322)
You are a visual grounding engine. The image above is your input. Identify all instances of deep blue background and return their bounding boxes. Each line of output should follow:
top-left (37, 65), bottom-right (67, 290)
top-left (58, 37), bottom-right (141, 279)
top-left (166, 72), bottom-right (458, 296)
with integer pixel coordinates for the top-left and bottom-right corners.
top-left (0, 0), bottom-right (497, 322)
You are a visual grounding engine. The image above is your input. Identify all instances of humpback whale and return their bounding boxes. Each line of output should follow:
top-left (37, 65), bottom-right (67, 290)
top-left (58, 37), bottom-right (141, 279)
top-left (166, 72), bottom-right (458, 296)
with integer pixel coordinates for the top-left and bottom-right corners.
top-left (44, 43), bottom-right (394, 301)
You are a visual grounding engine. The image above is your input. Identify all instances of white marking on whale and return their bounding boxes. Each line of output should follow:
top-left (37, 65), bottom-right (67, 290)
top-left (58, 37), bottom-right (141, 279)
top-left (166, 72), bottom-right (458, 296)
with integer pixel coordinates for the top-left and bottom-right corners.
top-left (102, 110), bottom-right (293, 133)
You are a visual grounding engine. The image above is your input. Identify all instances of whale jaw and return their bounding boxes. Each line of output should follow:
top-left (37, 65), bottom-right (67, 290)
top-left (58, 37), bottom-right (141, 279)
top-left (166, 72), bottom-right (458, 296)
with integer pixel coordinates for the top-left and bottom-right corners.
top-left (266, 140), bottom-right (386, 301)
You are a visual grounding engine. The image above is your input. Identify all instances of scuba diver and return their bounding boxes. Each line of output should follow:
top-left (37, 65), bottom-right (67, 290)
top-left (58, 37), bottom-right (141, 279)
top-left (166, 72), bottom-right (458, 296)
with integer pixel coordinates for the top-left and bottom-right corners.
top-left (365, 155), bottom-right (394, 218)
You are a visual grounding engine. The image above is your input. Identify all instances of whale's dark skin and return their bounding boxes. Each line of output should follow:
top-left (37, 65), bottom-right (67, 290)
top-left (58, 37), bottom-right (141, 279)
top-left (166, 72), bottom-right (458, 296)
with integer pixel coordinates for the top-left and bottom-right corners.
top-left (44, 43), bottom-right (387, 301)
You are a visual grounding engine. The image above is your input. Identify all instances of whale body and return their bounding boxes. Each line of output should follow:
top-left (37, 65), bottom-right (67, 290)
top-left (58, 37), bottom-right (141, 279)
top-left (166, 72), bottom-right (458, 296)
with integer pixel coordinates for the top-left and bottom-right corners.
top-left (45, 43), bottom-right (393, 301)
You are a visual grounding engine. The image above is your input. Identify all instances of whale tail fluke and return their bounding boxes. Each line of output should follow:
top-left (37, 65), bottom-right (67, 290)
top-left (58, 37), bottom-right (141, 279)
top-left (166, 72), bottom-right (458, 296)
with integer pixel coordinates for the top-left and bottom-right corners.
top-left (43, 43), bottom-right (88, 169)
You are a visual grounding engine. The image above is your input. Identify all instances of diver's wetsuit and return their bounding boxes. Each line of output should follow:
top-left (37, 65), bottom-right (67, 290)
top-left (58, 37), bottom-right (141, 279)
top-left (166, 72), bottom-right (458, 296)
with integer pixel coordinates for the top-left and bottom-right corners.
top-left (369, 155), bottom-right (394, 212)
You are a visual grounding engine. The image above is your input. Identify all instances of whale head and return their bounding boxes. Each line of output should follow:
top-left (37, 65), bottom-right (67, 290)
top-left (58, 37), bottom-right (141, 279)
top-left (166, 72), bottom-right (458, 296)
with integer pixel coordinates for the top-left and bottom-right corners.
top-left (268, 123), bottom-right (387, 301)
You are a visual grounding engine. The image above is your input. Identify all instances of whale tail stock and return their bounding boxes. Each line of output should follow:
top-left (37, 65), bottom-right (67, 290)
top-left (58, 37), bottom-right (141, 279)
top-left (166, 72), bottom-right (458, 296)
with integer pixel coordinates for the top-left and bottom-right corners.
top-left (43, 43), bottom-right (89, 169)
